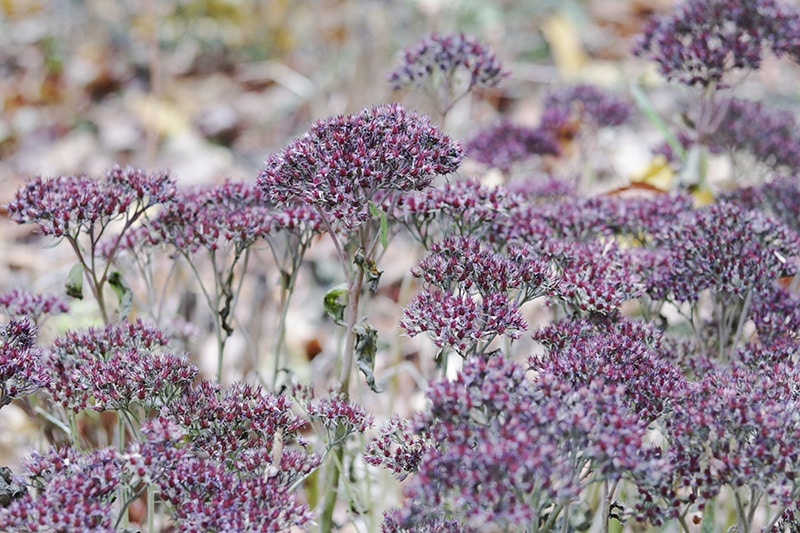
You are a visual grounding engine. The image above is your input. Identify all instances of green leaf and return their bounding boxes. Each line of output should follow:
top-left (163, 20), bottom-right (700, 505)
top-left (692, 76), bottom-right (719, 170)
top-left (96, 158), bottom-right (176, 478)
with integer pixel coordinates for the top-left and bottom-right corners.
top-left (353, 321), bottom-right (382, 393)
top-left (630, 81), bottom-right (687, 163)
top-left (65, 263), bottom-right (83, 299)
top-left (323, 284), bottom-right (349, 326)
top-left (108, 271), bottom-right (133, 321)
top-left (354, 249), bottom-right (383, 294)
top-left (368, 201), bottom-right (388, 251)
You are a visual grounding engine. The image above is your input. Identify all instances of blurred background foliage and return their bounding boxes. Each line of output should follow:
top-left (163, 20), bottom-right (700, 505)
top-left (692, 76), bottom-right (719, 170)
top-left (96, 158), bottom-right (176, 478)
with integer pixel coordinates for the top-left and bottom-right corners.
top-left (0, 0), bottom-right (665, 185)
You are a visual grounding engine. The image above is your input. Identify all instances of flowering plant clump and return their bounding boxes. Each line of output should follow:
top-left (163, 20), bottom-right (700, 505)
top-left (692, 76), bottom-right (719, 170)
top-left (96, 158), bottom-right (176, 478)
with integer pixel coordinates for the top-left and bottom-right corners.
top-left (657, 362), bottom-right (800, 530)
top-left (0, 446), bottom-right (122, 532)
top-left (7, 165), bottom-right (177, 323)
top-left (530, 316), bottom-right (687, 421)
top-left (377, 355), bottom-right (665, 531)
top-left (9, 3), bottom-right (800, 531)
top-left (633, 0), bottom-right (800, 87)
top-left (130, 418), bottom-right (315, 532)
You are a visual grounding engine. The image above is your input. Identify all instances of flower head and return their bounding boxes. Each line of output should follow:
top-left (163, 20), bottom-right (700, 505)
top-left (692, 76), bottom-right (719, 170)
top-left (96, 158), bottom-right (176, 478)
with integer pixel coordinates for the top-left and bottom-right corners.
top-left (466, 120), bottom-right (560, 173)
top-left (47, 320), bottom-right (197, 413)
top-left (7, 165), bottom-right (175, 238)
top-left (258, 103), bottom-right (463, 229)
top-left (0, 290), bottom-right (68, 322)
top-left (0, 447), bottom-right (121, 532)
top-left (633, 0), bottom-right (800, 87)
top-left (388, 33), bottom-right (508, 91)
top-left (541, 84), bottom-right (632, 130)
top-left (650, 201), bottom-right (800, 302)
top-left (1, 317), bottom-right (48, 409)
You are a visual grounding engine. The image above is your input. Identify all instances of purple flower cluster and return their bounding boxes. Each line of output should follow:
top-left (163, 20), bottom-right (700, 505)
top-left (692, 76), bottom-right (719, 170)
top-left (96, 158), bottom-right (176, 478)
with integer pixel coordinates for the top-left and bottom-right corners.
top-left (7, 165), bottom-right (176, 238)
top-left (258, 103), bottom-right (463, 230)
top-left (533, 192), bottom-right (693, 243)
top-left (723, 176), bottom-right (800, 234)
top-left (401, 236), bottom-right (553, 355)
top-left (298, 388), bottom-right (373, 438)
top-left (543, 239), bottom-right (643, 316)
top-left (162, 380), bottom-right (311, 466)
top-left (540, 84), bottom-right (632, 130)
top-left (401, 289), bottom-right (526, 356)
top-left (379, 355), bottom-right (663, 531)
top-left (0, 446), bottom-right (121, 532)
top-left (47, 320), bottom-right (197, 413)
top-left (650, 201), bottom-right (800, 302)
top-left (465, 120), bottom-right (560, 173)
top-left (0, 290), bottom-right (68, 322)
top-left (1, 317), bottom-right (48, 409)
top-left (136, 180), bottom-right (273, 254)
top-left (531, 317), bottom-right (687, 421)
top-left (659, 362), bottom-right (800, 522)
top-left (708, 98), bottom-right (800, 172)
top-left (388, 33), bottom-right (508, 91)
top-left (633, 0), bottom-right (800, 87)
top-left (364, 416), bottom-right (433, 481)
top-left (132, 417), bottom-right (314, 532)
top-left (391, 178), bottom-right (524, 248)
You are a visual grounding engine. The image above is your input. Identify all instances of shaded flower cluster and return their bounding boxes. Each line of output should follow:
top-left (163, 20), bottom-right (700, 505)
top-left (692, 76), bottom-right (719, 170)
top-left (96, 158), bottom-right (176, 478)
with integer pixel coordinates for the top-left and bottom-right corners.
top-left (465, 120), bottom-right (560, 173)
top-left (1, 317), bottom-right (47, 409)
top-left (7, 165), bottom-right (175, 238)
top-left (132, 418), bottom-right (314, 532)
top-left (0, 446), bottom-right (121, 532)
top-left (540, 83), bottom-right (632, 130)
top-left (722, 175), bottom-right (800, 234)
top-left (388, 32), bottom-right (508, 91)
top-left (633, 0), bottom-right (800, 87)
top-left (657, 362), bottom-right (800, 524)
top-left (258, 103), bottom-right (463, 229)
top-left (0, 289), bottom-right (68, 322)
top-left (650, 201), bottom-right (800, 302)
top-left (47, 320), bottom-right (197, 413)
top-left (391, 178), bottom-right (524, 248)
top-left (530, 316), bottom-right (687, 421)
top-left (707, 98), bottom-right (800, 172)
top-left (378, 355), bottom-right (663, 531)
top-left (401, 236), bottom-right (553, 355)
top-left (161, 380), bottom-right (311, 468)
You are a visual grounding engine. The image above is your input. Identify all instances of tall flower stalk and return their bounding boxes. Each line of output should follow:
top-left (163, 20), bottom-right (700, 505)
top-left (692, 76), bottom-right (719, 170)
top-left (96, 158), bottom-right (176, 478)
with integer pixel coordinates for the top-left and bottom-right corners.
top-left (259, 102), bottom-right (462, 532)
